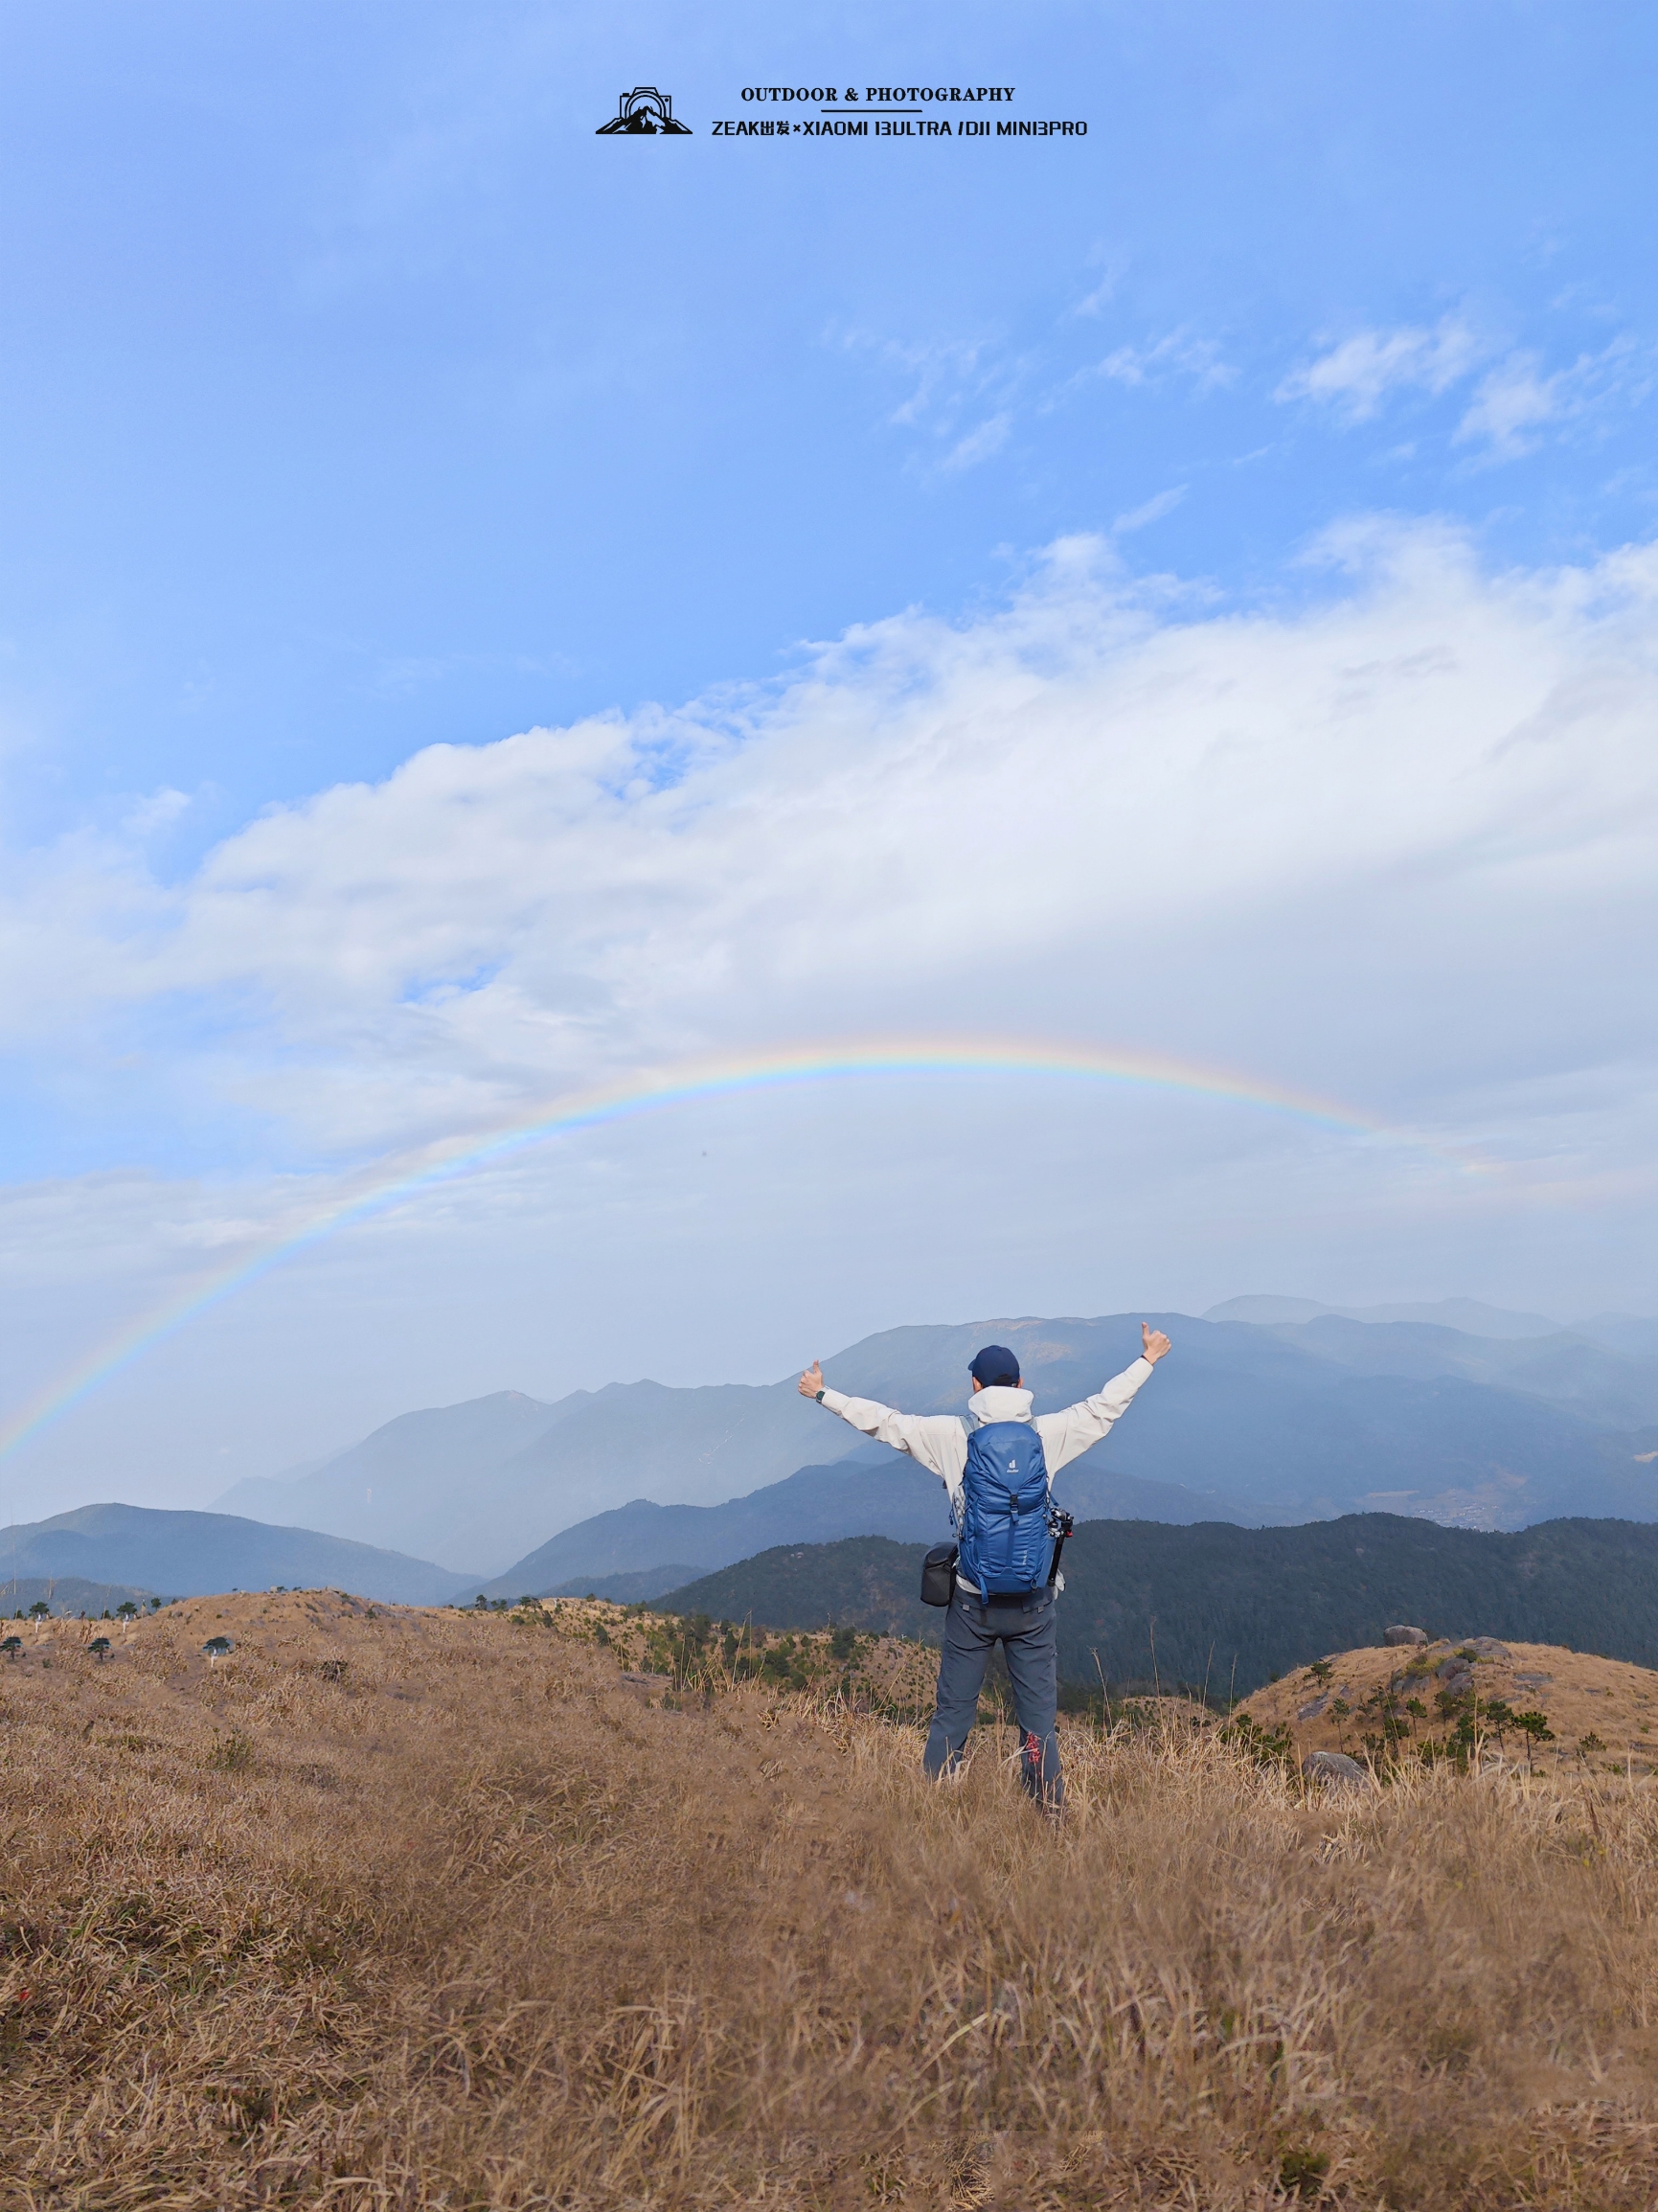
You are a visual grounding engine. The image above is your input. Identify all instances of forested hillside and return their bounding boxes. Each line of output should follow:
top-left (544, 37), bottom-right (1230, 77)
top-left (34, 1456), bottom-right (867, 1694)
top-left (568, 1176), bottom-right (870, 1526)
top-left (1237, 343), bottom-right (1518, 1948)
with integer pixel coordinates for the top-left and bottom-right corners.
top-left (657, 1515), bottom-right (1658, 1695)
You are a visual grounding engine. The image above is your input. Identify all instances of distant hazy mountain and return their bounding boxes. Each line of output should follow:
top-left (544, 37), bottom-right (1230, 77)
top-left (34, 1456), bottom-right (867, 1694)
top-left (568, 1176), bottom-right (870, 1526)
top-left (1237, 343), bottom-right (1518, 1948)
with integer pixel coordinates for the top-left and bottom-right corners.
top-left (826, 1313), bottom-right (1658, 1529)
top-left (0, 1504), bottom-right (470, 1605)
top-left (1234, 1315), bottom-right (1658, 1431)
top-left (654, 1514), bottom-right (1658, 1695)
top-left (1571, 1313), bottom-right (1658, 1362)
top-left (215, 1390), bottom-right (575, 1572)
top-left (215, 1307), bottom-right (1658, 1573)
top-left (216, 1380), bottom-right (871, 1575)
top-left (470, 1446), bottom-right (1250, 1601)
top-left (1203, 1294), bottom-right (1563, 1338)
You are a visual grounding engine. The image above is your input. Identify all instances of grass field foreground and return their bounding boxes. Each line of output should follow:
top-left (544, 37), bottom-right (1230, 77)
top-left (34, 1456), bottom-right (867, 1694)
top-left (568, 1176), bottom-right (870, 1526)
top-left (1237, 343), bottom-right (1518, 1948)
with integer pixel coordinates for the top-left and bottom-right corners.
top-left (3, 1591), bottom-right (1658, 2208)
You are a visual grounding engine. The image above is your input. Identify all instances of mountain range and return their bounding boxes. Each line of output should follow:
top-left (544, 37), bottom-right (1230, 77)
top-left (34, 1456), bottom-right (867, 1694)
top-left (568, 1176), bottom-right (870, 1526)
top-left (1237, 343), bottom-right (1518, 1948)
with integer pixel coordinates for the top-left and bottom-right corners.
top-left (0, 1504), bottom-right (472, 1606)
top-left (215, 1303), bottom-right (1658, 1578)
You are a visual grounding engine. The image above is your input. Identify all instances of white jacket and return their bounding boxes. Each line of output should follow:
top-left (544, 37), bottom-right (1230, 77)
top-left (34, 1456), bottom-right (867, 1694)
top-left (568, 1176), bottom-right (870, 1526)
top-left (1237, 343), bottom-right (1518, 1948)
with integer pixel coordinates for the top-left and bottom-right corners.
top-left (817, 1357), bottom-right (1155, 1594)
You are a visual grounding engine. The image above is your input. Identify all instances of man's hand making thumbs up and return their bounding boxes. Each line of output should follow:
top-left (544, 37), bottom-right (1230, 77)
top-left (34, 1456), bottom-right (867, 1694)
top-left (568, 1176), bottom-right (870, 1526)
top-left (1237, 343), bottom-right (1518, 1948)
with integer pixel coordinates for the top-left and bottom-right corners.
top-left (1142, 1323), bottom-right (1172, 1364)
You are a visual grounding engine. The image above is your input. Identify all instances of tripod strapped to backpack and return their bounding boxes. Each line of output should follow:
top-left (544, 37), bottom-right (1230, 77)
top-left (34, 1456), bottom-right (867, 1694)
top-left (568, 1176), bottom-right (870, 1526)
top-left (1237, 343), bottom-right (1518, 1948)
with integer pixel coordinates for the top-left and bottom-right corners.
top-left (1045, 1504), bottom-right (1074, 1586)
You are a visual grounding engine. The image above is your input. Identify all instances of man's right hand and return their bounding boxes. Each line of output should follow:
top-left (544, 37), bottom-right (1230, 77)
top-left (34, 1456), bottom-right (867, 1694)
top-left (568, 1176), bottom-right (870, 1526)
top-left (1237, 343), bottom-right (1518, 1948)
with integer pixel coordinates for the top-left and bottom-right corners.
top-left (798, 1360), bottom-right (824, 1399)
top-left (1142, 1324), bottom-right (1172, 1364)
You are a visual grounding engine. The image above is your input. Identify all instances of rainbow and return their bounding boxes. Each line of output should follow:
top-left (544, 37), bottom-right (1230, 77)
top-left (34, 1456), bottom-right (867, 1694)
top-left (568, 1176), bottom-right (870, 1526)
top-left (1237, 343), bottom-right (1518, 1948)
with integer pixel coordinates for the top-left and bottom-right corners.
top-left (0, 1036), bottom-right (1467, 1466)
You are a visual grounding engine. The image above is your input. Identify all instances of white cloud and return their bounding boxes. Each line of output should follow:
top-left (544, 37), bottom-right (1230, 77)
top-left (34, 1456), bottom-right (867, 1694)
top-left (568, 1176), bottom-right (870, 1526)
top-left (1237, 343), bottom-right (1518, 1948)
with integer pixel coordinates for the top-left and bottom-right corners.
top-left (1278, 317), bottom-right (1481, 421)
top-left (4, 524), bottom-right (1655, 1161)
top-left (1093, 330), bottom-right (1232, 392)
top-left (122, 787), bottom-right (192, 836)
top-left (832, 326), bottom-right (1024, 478)
top-left (1111, 486), bottom-right (1186, 535)
top-left (1454, 338), bottom-right (1646, 459)
top-left (941, 412), bottom-right (1011, 472)
top-left (833, 329), bottom-right (988, 430)
top-left (1069, 250), bottom-right (1129, 320)
top-left (1454, 353), bottom-right (1562, 456)
top-left (1283, 323), bottom-right (1651, 457)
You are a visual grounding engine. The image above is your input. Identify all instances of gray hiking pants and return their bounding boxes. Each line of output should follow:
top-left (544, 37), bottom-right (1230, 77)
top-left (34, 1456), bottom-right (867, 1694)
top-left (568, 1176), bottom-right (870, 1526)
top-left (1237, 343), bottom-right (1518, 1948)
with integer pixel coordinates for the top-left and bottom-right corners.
top-left (923, 1583), bottom-right (1062, 1808)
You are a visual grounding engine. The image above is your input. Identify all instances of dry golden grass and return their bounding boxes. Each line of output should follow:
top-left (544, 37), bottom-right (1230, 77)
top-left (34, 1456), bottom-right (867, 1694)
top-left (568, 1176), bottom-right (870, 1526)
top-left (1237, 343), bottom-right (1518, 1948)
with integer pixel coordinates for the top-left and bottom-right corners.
top-left (1242, 1636), bottom-right (1658, 1776)
top-left (5, 1592), bottom-right (1658, 2208)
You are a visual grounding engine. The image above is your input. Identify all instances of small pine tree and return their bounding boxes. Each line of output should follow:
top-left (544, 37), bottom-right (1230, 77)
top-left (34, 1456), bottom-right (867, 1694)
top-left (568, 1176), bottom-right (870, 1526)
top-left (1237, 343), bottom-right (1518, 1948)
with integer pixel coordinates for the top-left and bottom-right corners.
top-left (1513, 1710), bottom-right (1555, 1773)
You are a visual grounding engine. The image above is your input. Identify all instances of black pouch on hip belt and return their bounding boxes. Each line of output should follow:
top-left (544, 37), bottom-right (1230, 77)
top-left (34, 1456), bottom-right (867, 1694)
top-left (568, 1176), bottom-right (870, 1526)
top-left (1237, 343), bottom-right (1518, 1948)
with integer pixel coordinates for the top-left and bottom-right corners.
top-left (920, 1542), bottom-right (958, 1607)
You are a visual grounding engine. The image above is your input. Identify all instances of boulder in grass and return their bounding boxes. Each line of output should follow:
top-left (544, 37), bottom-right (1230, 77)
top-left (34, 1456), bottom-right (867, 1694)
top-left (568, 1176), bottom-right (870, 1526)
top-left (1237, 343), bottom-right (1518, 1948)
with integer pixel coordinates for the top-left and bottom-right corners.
top-left (1383, 1625), bottom-right (1428, 1647)
top-left (618, 1670), bottom-right (673, 1699)
top-left (1301, 1750), bottom-right (1374, 1791)
top-left (1464, 1637), bottom-right (1511, 1659)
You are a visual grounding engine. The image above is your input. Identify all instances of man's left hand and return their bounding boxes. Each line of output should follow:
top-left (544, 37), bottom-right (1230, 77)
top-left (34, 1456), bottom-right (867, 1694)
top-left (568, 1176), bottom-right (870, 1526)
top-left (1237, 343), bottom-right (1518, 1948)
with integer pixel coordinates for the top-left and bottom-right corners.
top-left (1142, 1324), bottom-right (1172, 1364)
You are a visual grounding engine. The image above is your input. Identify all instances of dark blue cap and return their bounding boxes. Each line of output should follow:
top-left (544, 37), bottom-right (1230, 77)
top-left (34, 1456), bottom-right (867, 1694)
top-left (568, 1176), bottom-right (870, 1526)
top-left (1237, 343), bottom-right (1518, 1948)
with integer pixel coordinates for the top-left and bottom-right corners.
top-left (970, 1344), bottom-right (1021, 1388)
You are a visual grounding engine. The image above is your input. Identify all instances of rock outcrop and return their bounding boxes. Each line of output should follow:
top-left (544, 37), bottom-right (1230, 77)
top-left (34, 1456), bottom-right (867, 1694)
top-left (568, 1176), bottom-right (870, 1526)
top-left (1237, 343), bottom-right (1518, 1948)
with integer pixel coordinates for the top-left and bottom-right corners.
top-left (1302, 1750), bottom-right (1374, 1791)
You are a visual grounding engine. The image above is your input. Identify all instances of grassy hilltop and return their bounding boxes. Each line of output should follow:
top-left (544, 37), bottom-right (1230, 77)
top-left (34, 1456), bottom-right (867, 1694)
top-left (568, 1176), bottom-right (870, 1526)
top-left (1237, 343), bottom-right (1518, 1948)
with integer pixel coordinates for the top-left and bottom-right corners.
top-left (4, 1590), bottom-right (1658, 2206)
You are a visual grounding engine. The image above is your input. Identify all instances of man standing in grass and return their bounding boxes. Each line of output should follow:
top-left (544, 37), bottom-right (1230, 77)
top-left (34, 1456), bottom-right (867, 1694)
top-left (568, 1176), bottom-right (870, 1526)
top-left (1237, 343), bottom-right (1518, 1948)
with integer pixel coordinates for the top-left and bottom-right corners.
top-left (799, 1325), bottom-right (1172, 1813)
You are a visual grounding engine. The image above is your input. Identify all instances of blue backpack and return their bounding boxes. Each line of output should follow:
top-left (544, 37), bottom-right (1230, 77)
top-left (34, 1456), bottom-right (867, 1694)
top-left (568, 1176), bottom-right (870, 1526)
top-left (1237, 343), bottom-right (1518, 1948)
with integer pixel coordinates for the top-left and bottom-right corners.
top-left (956, 1422), bottom-right (1053, 1596)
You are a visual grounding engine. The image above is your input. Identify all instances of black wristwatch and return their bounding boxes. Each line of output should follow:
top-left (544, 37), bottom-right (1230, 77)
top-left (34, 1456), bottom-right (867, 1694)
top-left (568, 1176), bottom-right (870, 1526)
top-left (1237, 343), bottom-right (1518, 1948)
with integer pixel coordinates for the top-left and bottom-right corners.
top-left (815, 1389), bottom-right (826, 1402)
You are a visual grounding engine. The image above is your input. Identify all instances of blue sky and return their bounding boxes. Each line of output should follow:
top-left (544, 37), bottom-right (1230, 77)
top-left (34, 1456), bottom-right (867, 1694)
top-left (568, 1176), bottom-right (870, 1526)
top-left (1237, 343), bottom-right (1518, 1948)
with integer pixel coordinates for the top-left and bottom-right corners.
top-left (3, 1), bottom-right (1652, 843)
top-left (0, 3), bottom-right (1655, 1513)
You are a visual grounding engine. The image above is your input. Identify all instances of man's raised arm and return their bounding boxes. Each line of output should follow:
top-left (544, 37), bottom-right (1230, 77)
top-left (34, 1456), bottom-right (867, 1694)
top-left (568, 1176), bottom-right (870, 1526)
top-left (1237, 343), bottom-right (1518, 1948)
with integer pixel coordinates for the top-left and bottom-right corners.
top-left (1034, 1323), bottom-right (1172, 1474)
top-left (797, 1360), bottom-right (965, 1483)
